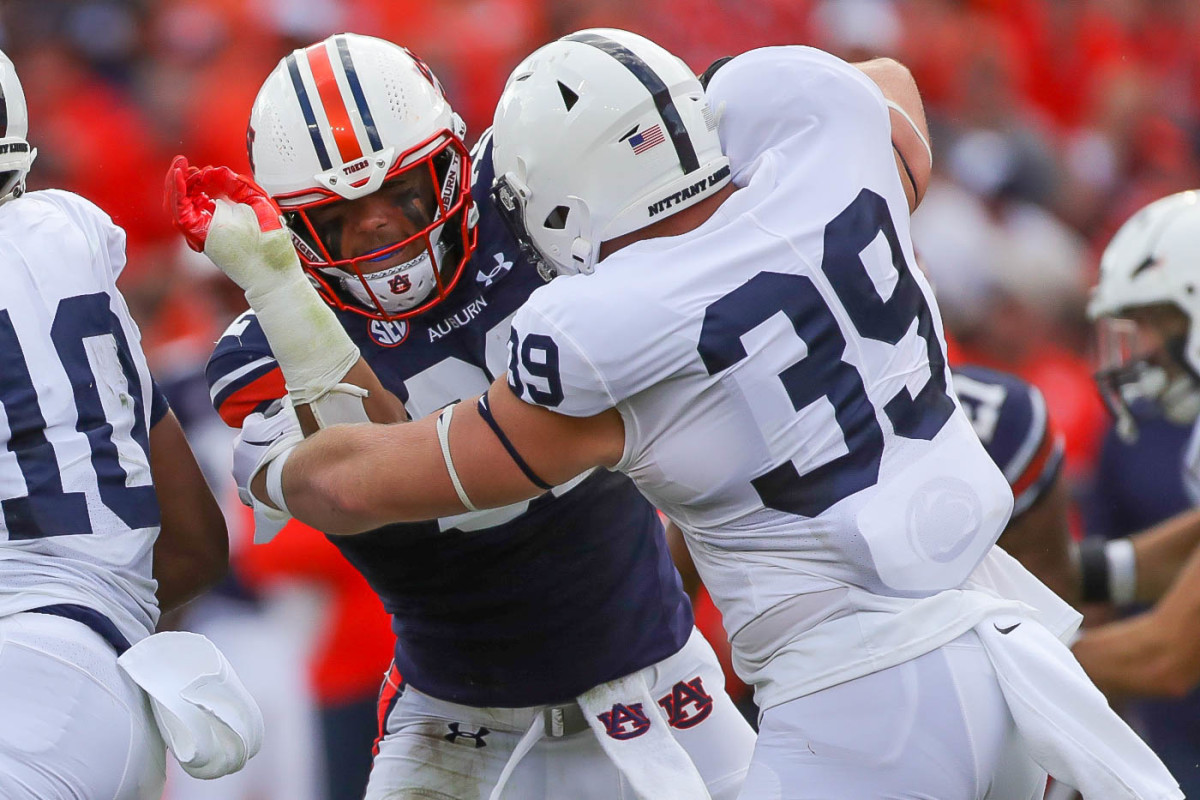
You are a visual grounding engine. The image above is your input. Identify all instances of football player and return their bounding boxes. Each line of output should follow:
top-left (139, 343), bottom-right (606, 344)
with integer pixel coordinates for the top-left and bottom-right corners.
top-left (182, 33), bottom-right (754, 800)
top-left (192, 31), bottom-right (1178, 799)
top-left (1067, 190), bottom-right (1200, 697)
top-left (0, 50), bottom-right (242, 798)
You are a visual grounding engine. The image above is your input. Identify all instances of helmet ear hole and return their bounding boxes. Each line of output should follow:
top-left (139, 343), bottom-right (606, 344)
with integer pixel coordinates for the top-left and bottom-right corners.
top-left (544, 206), bottom-right (571, 230)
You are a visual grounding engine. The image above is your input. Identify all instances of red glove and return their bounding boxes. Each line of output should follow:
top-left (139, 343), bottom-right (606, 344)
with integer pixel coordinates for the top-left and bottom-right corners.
top-left (166, 155), bottom-right (283, 252)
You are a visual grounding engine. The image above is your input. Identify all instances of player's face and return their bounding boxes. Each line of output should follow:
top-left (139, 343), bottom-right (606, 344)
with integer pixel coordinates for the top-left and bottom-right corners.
top-left (1095, 302), bottom-right (1198, 438)
top-left (307, 169), bottom-right (438, 274)
top-left (1124, 305), bottom-right (1190, 379)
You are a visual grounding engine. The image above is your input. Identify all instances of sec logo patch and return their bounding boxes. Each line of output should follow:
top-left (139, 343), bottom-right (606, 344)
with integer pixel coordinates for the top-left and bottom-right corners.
top-left (368, 319), bottom-right (410, 347)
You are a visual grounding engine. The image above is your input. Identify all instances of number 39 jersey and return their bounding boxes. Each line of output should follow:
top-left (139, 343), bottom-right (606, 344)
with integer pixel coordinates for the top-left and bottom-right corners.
top-left (0, 190), bottom-right (167, 644)
top-left (508, 47), bottom-right (1015, 695)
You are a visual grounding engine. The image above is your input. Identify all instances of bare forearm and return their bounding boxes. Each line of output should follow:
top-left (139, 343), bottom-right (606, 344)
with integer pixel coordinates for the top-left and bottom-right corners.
top-left (154, 549), bottom-right (227, 613)
top-left (277, 419), bottom-right (459, 534)
top-left (1074, 543), bottom-right (1200, 697)
top-left (1132, 506), bottom-right (1200, 602)
top-left (150, 412), bottom-right (229, 612)
top-left (267, 380), bottom-right (620, 534)
top-left (1073, 611), bottom-right (1200, 698)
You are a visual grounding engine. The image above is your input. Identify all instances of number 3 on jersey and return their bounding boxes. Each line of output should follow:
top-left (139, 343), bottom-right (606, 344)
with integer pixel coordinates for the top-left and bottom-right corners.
top-left (505, 188), bottom-right (953, 519)
top-left (698, 188), bottom-right (953, 516)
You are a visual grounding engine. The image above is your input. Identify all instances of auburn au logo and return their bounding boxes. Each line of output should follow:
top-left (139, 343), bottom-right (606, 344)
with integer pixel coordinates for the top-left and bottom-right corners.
top-left (388, 274), bottom-right (413, 294)
top-left (597, 702), bottom-right (651, 740)
top-left (657, 677), bottom-right (714, 729)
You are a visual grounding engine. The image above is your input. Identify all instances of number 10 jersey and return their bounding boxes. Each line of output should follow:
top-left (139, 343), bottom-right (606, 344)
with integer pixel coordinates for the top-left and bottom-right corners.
top-left (507, 47), bottom-right (1016, 709)
top-left (0, 190), bottom-right (166, 645)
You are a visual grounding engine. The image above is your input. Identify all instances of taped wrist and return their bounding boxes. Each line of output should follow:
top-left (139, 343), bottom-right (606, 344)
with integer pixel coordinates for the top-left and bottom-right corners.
top-left (264, 447), bottom-right (293, 516)
top-left (308, 383), bottom-right (371, 428)
top-left (1078, 536), bottom-right (1137, 606)
top-left (244, 271), bottom-right (360, 408)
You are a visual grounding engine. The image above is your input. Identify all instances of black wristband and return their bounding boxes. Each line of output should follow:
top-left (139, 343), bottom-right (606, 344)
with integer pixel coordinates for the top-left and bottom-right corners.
top-left (1078, 537), bottom-right (1111, 603)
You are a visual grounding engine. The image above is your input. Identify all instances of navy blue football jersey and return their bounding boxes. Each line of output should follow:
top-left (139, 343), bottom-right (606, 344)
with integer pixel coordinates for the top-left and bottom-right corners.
top-left (207, 134), bottom-right (692, 706)
top-left (951, 365), bottom-right (1064, 517)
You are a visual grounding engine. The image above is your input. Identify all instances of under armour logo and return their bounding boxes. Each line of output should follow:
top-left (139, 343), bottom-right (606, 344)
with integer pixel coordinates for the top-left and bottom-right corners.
top-left (388, 274), bottom-right (413, 294)
top-left (444, 722), bottom-right (489, 748)
top-left (476, 252), bottom-right (513, 287)
top-left (657, 677), bottom-right (714, 730)
top-left (597, 702), bottom-right (651, 740)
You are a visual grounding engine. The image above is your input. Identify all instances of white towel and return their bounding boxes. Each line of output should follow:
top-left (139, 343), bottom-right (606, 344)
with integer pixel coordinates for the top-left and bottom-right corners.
top-left (118, 631), bottom-right (265, 780)
top-left (976, 614), bottom-right (1182, 800)
top-left (576, 671), bottom-right (712, 800)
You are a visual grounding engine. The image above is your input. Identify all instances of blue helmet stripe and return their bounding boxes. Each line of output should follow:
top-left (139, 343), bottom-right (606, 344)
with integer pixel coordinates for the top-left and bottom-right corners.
top-left (286, 53), bottom-right (333, 171)
top-left (564, 32), bottom-right (700, 174)
top-left (336, 36), bottom-right (383, 153)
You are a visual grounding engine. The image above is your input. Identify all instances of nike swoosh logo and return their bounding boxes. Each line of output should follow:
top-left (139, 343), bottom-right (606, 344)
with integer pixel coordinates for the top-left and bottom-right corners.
top-left (994, 623), bottom-right (1021, 635)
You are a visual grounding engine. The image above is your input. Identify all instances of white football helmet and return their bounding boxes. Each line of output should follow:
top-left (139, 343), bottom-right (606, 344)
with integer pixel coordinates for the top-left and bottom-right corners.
top-left (490, 28), bottom-right (730, 279)
top-left (249, 33), bottom-right (476, 321)
top-left (0, 49), bottom-right (37, 202)
top-left (1088, 190), bottom-right (1200, 439)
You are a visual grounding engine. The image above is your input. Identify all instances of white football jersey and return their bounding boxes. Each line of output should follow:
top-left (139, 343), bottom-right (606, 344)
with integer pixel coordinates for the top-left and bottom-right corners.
top-left (0, 190), bottom-right (161, 644)
top-left (508, 47), bottom-right (1018, 705)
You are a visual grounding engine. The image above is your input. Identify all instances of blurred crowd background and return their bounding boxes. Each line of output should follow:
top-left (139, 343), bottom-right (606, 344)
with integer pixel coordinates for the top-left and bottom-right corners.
top-left (6, 0), bottom-right (1200, 797)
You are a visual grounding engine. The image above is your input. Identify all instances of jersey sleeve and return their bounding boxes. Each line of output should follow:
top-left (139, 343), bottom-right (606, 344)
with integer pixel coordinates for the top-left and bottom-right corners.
top-left (507, 276), bottom-right (686, 418)
top-left (506, 303), bottom-right (616, 417)
top-left (952, 366), bottom-right (1065, 517)
top-left (705, 46), bottom-right (890, 186)
top-left (206, 311), bottom-right (287, 428)
top-left (149, 379), bottom-right (171, 427)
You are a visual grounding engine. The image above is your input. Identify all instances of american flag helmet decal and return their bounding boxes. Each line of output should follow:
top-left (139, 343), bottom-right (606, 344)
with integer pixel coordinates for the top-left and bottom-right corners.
top-left (626, 124), bottom-right (665, 155)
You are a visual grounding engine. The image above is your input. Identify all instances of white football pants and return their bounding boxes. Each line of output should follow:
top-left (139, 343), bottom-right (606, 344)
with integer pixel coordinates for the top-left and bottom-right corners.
top-left (0, 612), bottom-right (165, 800)
top-left (366, 628), bottom-right (756, 800)
top-left (739, 630), bottom-right (1046, 799)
